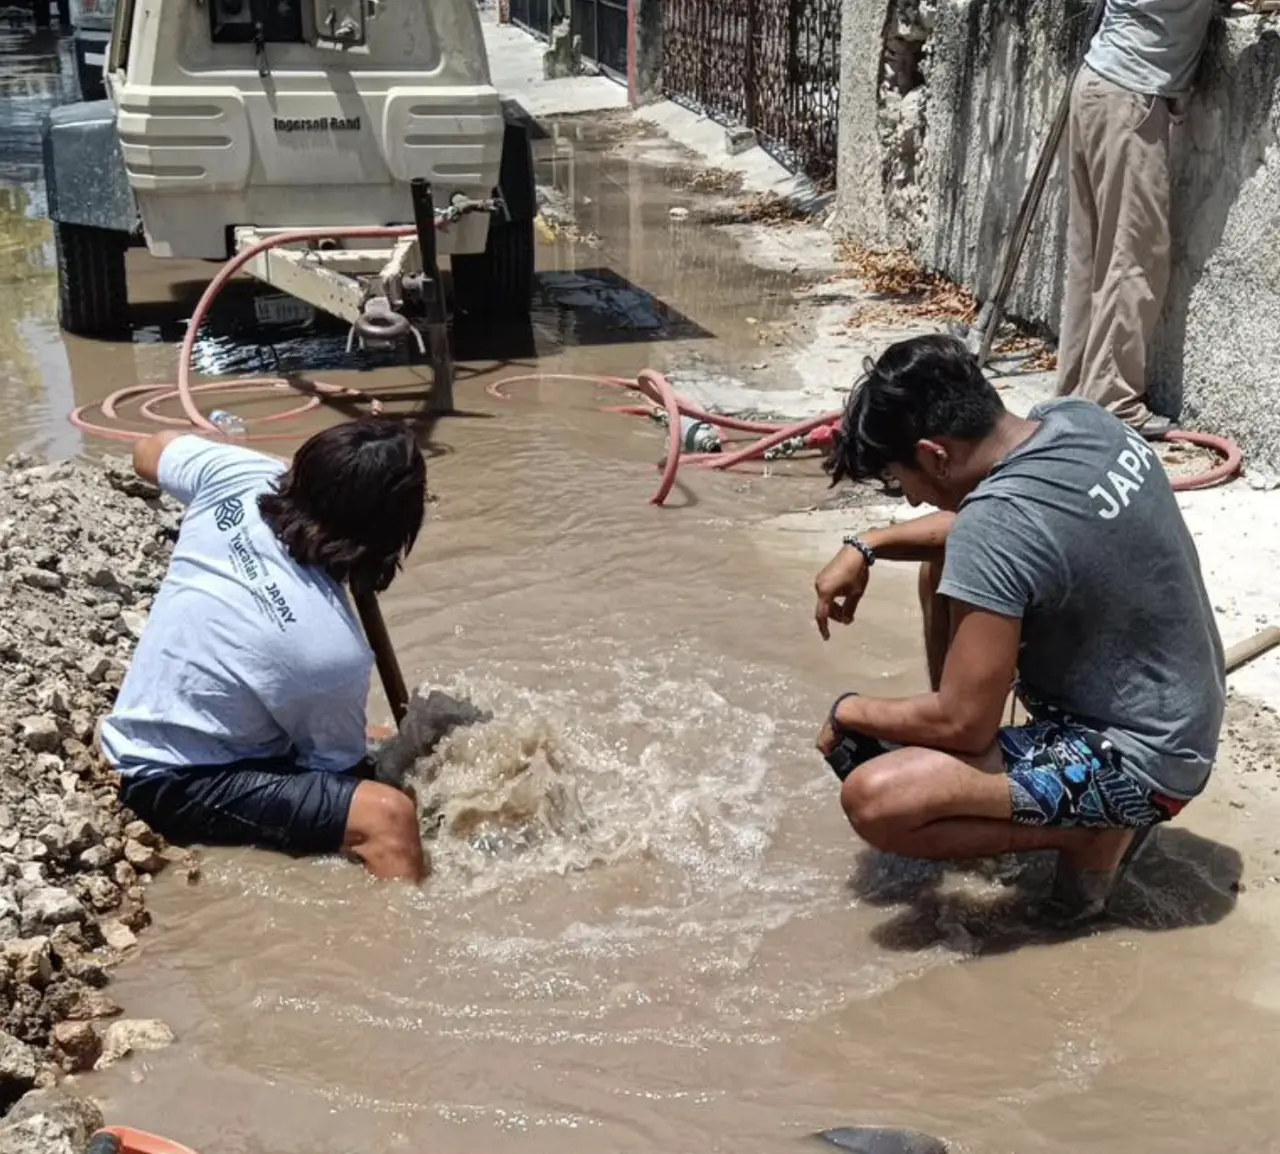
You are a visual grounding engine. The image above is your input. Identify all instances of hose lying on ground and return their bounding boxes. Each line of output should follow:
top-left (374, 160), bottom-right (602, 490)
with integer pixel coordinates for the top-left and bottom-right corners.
top-left (65, 229), bottom-right (1245, 499)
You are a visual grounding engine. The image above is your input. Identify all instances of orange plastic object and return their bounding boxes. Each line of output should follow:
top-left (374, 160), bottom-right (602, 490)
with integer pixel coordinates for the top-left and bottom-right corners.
top-left (97, 1127), bottom-right (201, 1154)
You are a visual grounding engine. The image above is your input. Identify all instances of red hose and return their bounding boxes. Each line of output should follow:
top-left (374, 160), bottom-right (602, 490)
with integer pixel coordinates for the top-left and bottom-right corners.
top-left (485, 372), bottom-right (1247, 504)
top-left (64, 243), bottom-right (1245, 502)
top-left (1165, 429), bottom-right (1243, 492)
top-left (70, 225), bottom-right (425, 441)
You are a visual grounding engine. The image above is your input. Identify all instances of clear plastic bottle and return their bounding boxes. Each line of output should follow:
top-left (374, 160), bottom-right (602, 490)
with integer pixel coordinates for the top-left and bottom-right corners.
top-left (208, 410), bottom-right (247, 438)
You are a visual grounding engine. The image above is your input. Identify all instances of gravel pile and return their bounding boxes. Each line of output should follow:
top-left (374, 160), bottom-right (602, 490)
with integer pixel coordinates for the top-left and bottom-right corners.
top-left (0, 453), bottom-right (186, 1149)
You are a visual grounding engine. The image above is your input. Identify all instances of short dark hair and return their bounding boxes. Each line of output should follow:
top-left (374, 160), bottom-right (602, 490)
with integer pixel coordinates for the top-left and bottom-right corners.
top-left (826, 334), bottom-right (1005, 485)
top-left (258, 418), bottom-right (426, 595)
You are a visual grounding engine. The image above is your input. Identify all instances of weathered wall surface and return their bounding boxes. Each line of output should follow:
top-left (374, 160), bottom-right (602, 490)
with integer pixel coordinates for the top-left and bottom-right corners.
top-left (832, 0), bottom-right (1280, 469)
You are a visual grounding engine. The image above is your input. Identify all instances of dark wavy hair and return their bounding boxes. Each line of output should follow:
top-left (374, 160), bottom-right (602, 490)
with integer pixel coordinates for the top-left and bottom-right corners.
top-left (258, 418), bottom-right (426, 595)
top-left (826, 334), bottom-right (1004, 486)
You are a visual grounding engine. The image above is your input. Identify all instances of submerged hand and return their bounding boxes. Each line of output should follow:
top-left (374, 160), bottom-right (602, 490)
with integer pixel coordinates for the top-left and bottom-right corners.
top-left (814, 547), bottom-right (871, 640)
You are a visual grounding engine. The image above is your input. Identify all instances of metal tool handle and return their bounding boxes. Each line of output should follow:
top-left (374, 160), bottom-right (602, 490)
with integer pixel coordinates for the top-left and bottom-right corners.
top-left (352, 588), bottom-right (409, 727)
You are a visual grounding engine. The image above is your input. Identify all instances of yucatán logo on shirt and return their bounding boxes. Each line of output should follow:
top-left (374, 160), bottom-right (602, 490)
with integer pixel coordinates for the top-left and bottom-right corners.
top-left (214, 497), bottom-right (245, 532)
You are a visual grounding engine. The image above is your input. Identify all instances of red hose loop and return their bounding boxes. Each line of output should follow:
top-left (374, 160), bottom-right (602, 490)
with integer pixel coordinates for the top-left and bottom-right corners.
top-left (1164, 429), bottom-right (1243, 492)
top-left (68, 223), bottom-right (453, 441)
top-left (637, 369), bottom-right (683, 505)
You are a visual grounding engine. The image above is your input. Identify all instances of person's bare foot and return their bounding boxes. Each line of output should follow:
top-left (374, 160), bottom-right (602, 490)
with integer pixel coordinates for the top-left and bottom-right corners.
top-left (1034, 828), bottom-right (1139, 927)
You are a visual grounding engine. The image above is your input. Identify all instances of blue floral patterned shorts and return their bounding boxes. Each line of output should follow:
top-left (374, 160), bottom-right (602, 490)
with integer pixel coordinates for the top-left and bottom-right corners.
top-left (999, 720), bottom-right (1187, 828)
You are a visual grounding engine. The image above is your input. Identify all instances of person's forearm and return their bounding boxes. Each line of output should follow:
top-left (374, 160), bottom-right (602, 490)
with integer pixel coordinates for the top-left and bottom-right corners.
top-left (858, 511), bottom-right (954, 564)
top-left (836, 689), bottom-right (985, 754)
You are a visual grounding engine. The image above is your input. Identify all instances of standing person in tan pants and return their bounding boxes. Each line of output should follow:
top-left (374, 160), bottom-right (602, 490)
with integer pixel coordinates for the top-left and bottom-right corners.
top-left (1056, 0), bottom-right (1214, 439)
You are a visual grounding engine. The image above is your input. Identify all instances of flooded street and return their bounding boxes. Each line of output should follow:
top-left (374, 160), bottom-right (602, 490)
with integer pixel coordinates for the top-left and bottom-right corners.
top-left (4, 25), bottom-right (1280, 1154)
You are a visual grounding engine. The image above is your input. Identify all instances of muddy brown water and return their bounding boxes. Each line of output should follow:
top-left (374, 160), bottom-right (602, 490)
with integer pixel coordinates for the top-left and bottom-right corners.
top-left (4, 28), bottom-right (1280, 1154)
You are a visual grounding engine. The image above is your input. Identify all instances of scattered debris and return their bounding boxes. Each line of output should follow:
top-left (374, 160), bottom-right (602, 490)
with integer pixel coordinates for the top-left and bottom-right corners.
top-left (837, 242), bottom-right (978, 324)
top-left (0, 454), bottom-right (179, 1138)
top-left (701, 191), bottom-right (812, 226)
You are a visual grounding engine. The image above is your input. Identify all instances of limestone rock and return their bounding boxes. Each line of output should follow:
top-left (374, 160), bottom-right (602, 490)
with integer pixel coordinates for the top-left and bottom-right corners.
top-left (19, 569), bottom-right (63, 593)
top-left (0, 1030), bottom-right (37, 1105)
top-left (99, 920), bottom-right (137, 953)
top-left (0, 1088), bottom-right (103, 1154)
top-left (77, 845), bottom-right (114, 872)
top-left (96, 1018), bottom-right (174, 1069)
top-left (122, 839), bottom-right (163, 874)
top-left (18, 718), bottom-right (59, 755)
top-left (20, 889), bottom-right (85, 934)
top-left (1, 937), bottom-right (52, 988)
top-left (51, 1021), bottom-right (100, 1073)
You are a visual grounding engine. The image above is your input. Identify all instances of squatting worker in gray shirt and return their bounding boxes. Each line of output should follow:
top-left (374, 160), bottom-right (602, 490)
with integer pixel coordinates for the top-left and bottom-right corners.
top-left (1056, 0), bottom-right (1214, 438)
top-left (814, 335), bottom-right (1224, 922)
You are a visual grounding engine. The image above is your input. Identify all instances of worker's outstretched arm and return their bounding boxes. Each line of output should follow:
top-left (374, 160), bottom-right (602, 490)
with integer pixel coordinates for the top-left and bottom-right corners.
top-left (814, 511), bottom-right (955, 639)
top-left (132, 430), bottom-right (194, 486)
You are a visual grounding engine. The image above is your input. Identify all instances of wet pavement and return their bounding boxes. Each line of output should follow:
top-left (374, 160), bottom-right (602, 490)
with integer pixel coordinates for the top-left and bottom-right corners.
top-left (4, 24), bottom-right (1280, 1154)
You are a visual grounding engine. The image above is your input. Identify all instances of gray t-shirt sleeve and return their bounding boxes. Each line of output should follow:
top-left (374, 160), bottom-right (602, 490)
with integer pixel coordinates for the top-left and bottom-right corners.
top-left (937, 497), bottom-right (1066, 619)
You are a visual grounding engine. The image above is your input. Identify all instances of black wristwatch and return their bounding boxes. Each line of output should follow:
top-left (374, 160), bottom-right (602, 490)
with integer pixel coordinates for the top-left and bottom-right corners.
top-left (842, 534), bottom-right (876, 567)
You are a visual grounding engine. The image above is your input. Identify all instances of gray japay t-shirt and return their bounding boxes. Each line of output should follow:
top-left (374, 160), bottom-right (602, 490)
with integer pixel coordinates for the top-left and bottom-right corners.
top-left (938, 398), bottom-right (1224, 799)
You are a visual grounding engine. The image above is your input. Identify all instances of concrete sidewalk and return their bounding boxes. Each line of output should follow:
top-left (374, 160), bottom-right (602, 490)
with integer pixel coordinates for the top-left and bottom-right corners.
top-left (482, 10), bottom-right (817, 199)
top-left (481, 11), bottom-right (629, 119)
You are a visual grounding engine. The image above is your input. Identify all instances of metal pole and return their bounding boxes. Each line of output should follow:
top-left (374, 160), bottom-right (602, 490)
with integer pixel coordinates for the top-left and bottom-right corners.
top-left (968, 0), bottom-right (1107, 366)
top-left (410, 177), bottom-right (455, 414)
top-left (352, 588), bottom-right (410, 727)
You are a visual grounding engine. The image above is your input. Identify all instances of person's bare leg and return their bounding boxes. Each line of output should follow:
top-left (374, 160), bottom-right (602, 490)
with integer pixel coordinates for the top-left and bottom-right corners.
top-left (841, 745), bottom-right (1135, 912)
top-left (918, 559), bottom-right (953, 692)
top-left (342, 781), bottom-right (429, 883)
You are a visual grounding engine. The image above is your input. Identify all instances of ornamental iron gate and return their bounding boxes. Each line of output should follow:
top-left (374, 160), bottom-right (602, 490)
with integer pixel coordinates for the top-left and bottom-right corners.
top-left (661, 0), bottom-right (842, 183)
top-left (508, 0), bottom-right (551, 38)
top-left (571, 0), bottom-right (628, 78)
top-left (509, 0), bottom-right (627, 79)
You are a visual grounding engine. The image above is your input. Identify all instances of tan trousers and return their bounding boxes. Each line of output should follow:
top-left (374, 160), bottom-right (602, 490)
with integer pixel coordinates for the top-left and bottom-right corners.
top-left (1056, 66), bottom-right (1173, 426)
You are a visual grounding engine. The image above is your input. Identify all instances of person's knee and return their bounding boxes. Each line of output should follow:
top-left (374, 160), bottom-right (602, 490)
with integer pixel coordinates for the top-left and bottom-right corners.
top-left (840, 760), bottom-right (907, 849)
top-left (347, 783), bottom-right (420, 854)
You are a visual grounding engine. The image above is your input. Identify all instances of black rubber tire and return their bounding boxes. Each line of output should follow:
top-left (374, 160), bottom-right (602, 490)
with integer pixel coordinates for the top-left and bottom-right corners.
top-left (450, 122), bottom-right (536, 321)
top-left (55, 222), bottom-right (130, 338)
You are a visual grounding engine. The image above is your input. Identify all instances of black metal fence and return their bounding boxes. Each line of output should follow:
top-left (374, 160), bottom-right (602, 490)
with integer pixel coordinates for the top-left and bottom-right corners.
top-left (509, 0), bottom-right (627, 79)
top-left (571, 0), bottom-right (628, 78)
top-left (661, 0), bottom-right (842, 184)
top-left (509, 0), bottom-right (551, 39)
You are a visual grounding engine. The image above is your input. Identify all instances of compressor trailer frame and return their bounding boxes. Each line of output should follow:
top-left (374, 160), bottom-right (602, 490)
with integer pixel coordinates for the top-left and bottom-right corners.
top-left (232, 178), bottom-right (506, 412)
top-left (43, 96), bottom-right (539, 416)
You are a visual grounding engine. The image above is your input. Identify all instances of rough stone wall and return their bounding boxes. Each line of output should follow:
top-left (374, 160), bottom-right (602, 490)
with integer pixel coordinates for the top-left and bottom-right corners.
top-left (833, 0), bottom-right (894, 247)
top-left (1150, 18), bottom-right (1280, 461)
top-left (917, 0), bottom-right (1094, 325)
top-left (832, 0), bottom-right (1280, 469)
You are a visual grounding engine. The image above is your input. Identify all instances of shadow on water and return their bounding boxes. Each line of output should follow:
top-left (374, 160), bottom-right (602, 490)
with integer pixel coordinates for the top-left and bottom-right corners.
top-left (123, 261), bottom-right (705, 383)
top-left (848, 826), bottom-right (1242, 956)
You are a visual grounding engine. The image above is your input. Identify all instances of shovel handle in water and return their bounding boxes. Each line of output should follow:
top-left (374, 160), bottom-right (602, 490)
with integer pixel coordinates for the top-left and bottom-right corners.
top-left (352, 587), bottom-right (410, 728)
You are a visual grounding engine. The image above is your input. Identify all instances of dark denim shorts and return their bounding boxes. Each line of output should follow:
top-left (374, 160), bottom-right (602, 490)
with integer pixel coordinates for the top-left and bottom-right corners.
top-left (119, 757), bottom-right (374, 855)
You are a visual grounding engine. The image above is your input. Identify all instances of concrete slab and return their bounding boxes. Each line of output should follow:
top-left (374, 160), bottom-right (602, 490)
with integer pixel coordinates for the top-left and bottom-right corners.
top-left (633, 101), bottom-right (818, 200)
top-left (481, 10), bottom-right (630, 120)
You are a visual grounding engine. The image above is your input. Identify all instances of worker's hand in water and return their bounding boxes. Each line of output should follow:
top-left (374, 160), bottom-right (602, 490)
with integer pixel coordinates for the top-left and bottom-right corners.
top-left (814, 546), bottom-right (871, 639)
